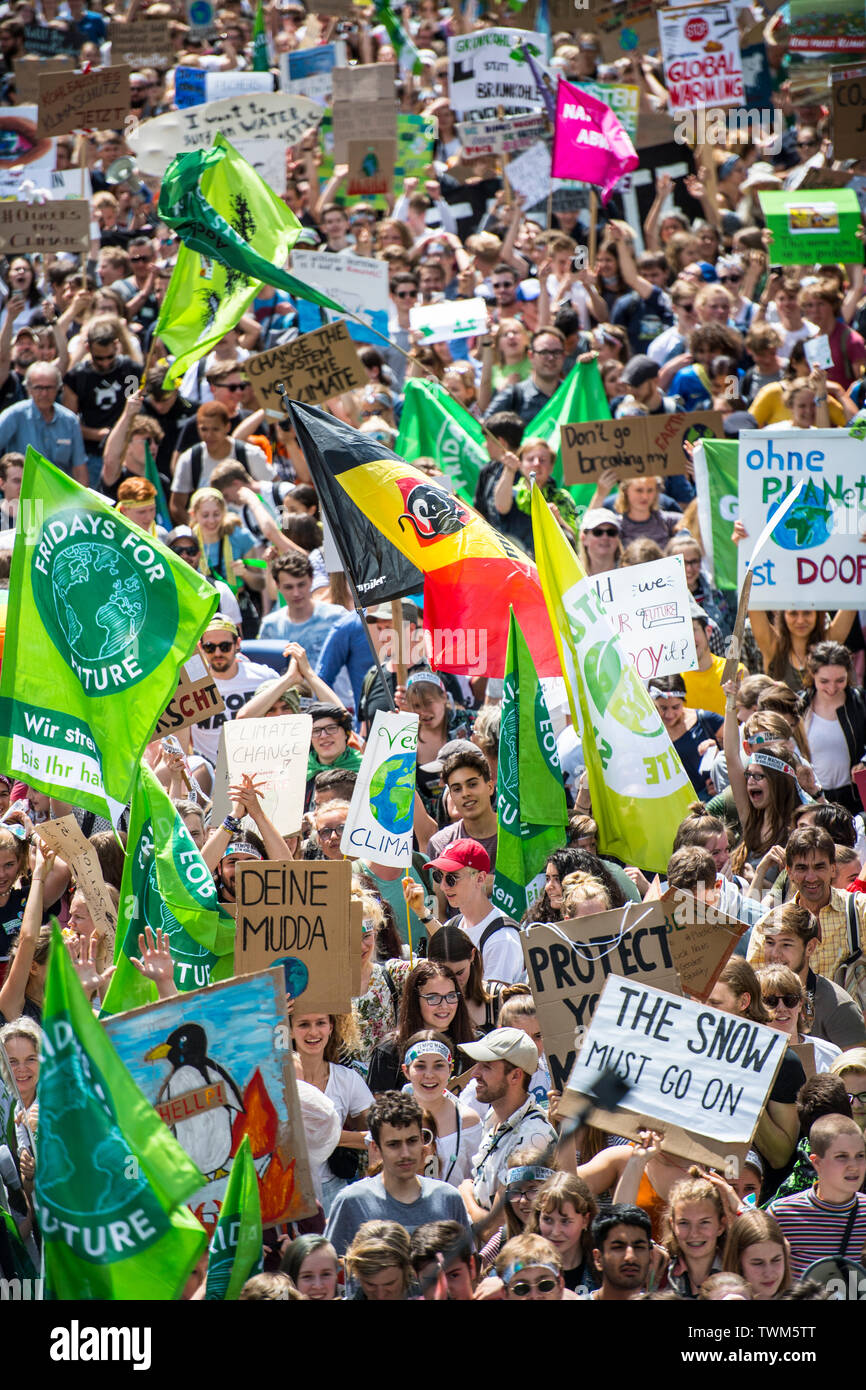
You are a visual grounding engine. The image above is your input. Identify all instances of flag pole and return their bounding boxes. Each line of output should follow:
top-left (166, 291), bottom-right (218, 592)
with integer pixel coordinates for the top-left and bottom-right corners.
top-left (404, 870), bottom-right (414, 968)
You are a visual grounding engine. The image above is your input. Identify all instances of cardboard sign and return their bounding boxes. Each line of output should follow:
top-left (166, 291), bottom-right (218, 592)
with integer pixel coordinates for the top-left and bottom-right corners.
top-left (448, 27), bottom-right (549, 122)
top-left (522, 903), bottom-right (683, 1091)
top-left (758, 188), bottom-right (863, 265)
top-left (0, 198), bottom-right (89, 254)
top-left (590, 556), bottom-right (698, 680)
top-left (245, 320), bottom-right (365, 416)
top-left (347, 139), bottom-right (396, 198)
top-left (557, 1094), bottom-right (751, 1173)
top-left (331, 100), bottom-right (397, 164)
top-left (37, 65), bottom-right (131, 138)
top-left (109, 17), bottom-right (174, 67)
top-left (216, 714), bottom-right (312, 836)
top-left (736, 428), bottom-right (866, 609)
top-left (23, 22), bottom-right (78, 56)
top-left (659, 888), bottom-right (749, 1001)
top-left (152, 657), bottom-right (225, 738)
top-left (568, 975), bottom-right (786, 1145)
top-left (38, 815), bottom-right (116, 939)
top-left (103, 968), bottom-right (316, 1231)
top-left (331, 62), bottom-right (396, 102)
top-left (234, 860), bottom-right (354, 1015)
top-left (658, 4), bottom-right (744, 116)
top-left (457, 111), bottom-right (550, 158)
top-left (561, 411), bottom-right (724, 483)
top-left (291, 249), bottom-right (390, 347)
top-left (410, 297), bottom-right (488, 346)
top-left (832, 74), bottom-right (866, 160)
top-left (128, 92), bottom-right (323, 177)
top-left (14, 56), bottom-right (73, 104)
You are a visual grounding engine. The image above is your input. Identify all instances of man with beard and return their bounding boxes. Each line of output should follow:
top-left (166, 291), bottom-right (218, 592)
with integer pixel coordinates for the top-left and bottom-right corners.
top-left (191, 618), bottom-right (273, 766)
top-left (588, 1206), bottom-right (653, 1301)
top-left (762, 903), bottom-right (866, 1049)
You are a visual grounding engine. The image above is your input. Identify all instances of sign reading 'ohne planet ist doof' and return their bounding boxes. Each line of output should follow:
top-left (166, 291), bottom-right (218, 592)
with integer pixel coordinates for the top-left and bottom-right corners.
top-left (341, 711), bottom-right (418, 868)
top-left (569, 975), bottom-right (786, 1144)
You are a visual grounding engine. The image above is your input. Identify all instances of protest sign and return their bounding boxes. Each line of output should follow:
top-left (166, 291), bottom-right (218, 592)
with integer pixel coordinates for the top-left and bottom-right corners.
top-left (503, 140), bottom-right (552, 210)
top-left (522, 903), bottom-right (683, 1090)
top-left (23, 22), bottom-right (78, 55)
top-left (128, 92), bottom-right (323, 177)
top-left (0, 108), bottom-right (54, 181)
top-left (220, 714), bottom-right (312, 836)
top-left (310, 0), bottom-right (354, 15)
top-left (694, 437), bottom-right (738, 593)
top-left (457, 111), bottom-right (550, 158)
top-left (245, 320), bottom-right (365, 416)
top-left (658, 5), bottom-right (744, 116)
top-left (281, 43), bottom-right (342, 104)
top-left (561, 411), bottom-right (724, 483)
top-left (174, 66), bottom-right (273, 108)
top-left (0, 198), bottom-right (89, 254)
top-left (292, 249), bottom-right (390, 347)
top-left (14, 56), bottom-right (73, 104)
top-left (787, 0), bottom-right (866, 52)
top-left (234, 860), bottom-right (354, 1015)
top-left (44, 168), bottom-right (92, 200)
top-left (736, 428), bottom-right (866, 608)
top-left (341, 710), bottom-right (418, 868)
top-left (38, 815), bottom-right (116, 940)
top-left (231, 137), bottom-right (287, 196)
top-left (758, 188), bottom-right (863, 265)
top-left (347, 139), bottom-right (396, 197)
top-left (832, 74), bottom-right (866, 159)
top-left (590, 556), bottom-right (698, 680)
top-left (109, 17), bottom-right (174, 67)
top-left (152, 655), bottom-right (225, 738)
top-left (410, 297), bottom-right (488, 345)
top-left (332, 62), bottom-right (396, 101)
top-left (580, 0), bottom-right (660, 62)
top-left (567, 975), bottom-right (786, 1145)
top-left (658, 889), bottom-right (749, 1001)
top-left (448, 28), bottom-right (548, 121)
top-left (103, 967), bottom-right (316, 1231)
top-left (331, 101), bottom-right (398, 163)
top-left (37, 65), bottom-right (131, 138)
top-left (577, 80), bottom-right (640, 140)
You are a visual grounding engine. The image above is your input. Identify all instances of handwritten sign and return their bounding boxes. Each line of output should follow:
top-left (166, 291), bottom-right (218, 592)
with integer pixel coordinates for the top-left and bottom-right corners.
top-left (128, 92), bottom-right (323, 177)
top-left (0, 199), bottom-right (89, 254)
top-left (759, 187), bottom-right (863, 265)
top-left (14, 56), bottom-right (73, 104)
top-left (591, 556), bottom-right (698, 680)
top-left (23, 23), bottom-right (78, 56)
top-left (234, 860), bottom-right (354, 1014)
top-left (457, 111), bottom-right (550, 158)
top-left (331, 100), bottom-right (397, 164)
top-left (37, 65), bottom-right (131, 138)
top-left (341, 710), bottom-right (418, 868)
top-left (658, 4), bottom-right (744, 117)
top-left (38, 815), bottom-right (116, 939)
top-left (568, 976), bottom-right (786, 1144)
top-left (503, 140), bottom-right (552, 210)
top-left (561, 412), bottom-right (724, 483)
top-left (152, 658), bottom-right (225, 738)
top-left (659, 889), bottom-right (749, 1001)
top-left (216, 714), bottom-right (312, 836)
top-left (448, 27), bottom-right (549, 122)
top-left (245, 320), bottom-right (365, 416)
top-left (522, 903), bottom-right (682, 1091)
top-left (109, 17), bottom-right (174, 67)
top-left (347, 139), bottom-right (396, 197)
top-left (832, 74), bottom-right (866, 160)
top-left (291, 250), bottom-right (389, 347)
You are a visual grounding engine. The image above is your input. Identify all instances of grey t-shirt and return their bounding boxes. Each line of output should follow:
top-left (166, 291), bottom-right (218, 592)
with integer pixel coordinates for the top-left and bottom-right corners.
top-left (324, 1173), bottom-right (471, 1255)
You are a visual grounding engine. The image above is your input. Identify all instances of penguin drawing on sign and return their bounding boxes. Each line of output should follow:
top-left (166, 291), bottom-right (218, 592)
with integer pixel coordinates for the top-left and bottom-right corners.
top-left (145, 1023), bottom-right (244, 1180)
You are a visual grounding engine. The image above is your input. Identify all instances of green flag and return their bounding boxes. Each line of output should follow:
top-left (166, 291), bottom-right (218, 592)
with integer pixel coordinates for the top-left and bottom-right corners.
top-left (525, 358), bottom-right (611, 500)
top-left (144, 440), bottom-right (171, 531)
top-left (0, 448), bottom-right (217, 823)
top-left (204, 1136), bottom-right (263, 1300)
top-left (492, 607), bottom-right (568, 920)
top-left (252, 0), bottom-right (270, 72)
top-left (696, 437), bottom-right (738, 594)
top-left (101, 763), bottom-right (235, 1016)
top-left (35, 926), bottom-right (206, 1300)
top-left (374, 0), bottom-right (424, 75)
top-left (395, 378), bottom-right (488, 502)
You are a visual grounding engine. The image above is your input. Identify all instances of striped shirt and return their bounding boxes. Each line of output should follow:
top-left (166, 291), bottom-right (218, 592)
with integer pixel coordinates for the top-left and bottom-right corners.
top-left (767, 1187), bottom-right (866, 1279)
top-left (749, 888), bottom-right (864, 982)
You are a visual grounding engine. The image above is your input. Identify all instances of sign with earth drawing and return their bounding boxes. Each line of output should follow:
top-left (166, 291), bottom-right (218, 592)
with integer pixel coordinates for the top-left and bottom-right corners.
top-left (737, 428), bottom-right (866, 608)
top-left (341, 711), bottom-right (419, 867)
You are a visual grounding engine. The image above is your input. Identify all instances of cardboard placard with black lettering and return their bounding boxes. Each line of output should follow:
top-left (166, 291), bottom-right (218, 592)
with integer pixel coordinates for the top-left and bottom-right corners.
top-left (522, 903), bottom-right (683, 1092)
top-left (658, 888), bottom-right (749, 1003)
top-left (832, 74), bottom-right (866, 161)
top-left (347, 139), bottom-right (396, 198)
top-left (234, 859), bottom-right (354, 1015)
top-left (14, 55), bottom-right (74, 104)
top-left (566, 976), bottom-right (786, 1152)
top-left (561, 411), bottom-right (724, 484)
top-left (0, 199), bottom-right (89, 254)
top-left (245, 320), bottom-right (365, 416)
top-left (37, 65), bottom-right (131, 138)
top-left (109, 18), bottom-right (175, 67)
top-left (152, 661), bottom-right (225, 738)
top-left (331, 62), bottom-right (396, 102)
top-left (38, 815), bottom-right (116, 939)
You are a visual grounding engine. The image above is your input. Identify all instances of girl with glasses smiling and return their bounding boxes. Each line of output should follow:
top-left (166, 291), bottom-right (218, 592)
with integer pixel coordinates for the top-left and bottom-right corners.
top-left (366, 960), bottom-right (476, 1095)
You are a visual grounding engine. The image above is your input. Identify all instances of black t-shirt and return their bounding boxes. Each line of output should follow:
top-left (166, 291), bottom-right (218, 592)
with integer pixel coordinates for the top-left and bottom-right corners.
top-left (611, 286), bottom-right (674, 356)
top-left (673, 711), bottom-right (723, 800)
top-left (65, 355), bottom-right (139, 441)
top-left (760, 1047), bottom-right (808, 1201)
top-left (142, 394), bottom-right (196, 490)
top-left (174, 408), bottom-right (247, 457)
top-left (0, 886), bottom-right (27, 962)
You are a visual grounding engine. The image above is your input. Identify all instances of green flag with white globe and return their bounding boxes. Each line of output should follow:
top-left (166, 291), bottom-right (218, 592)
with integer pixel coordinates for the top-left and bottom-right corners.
top-left (0, 448), bottom-right (217, 824)
top-left (340, 710), bottom-right (419, 867)
top-left (204, 1135), bottom-right (263, 1300)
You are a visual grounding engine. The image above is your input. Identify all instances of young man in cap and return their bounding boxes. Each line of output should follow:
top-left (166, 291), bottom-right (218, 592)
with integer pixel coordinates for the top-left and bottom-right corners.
top-left (191, 617), bottom-right (275, 766)
top-left (426, 840), bottom-right (525, 984)
top-left (458, 1027), bottom-right (555, 1226)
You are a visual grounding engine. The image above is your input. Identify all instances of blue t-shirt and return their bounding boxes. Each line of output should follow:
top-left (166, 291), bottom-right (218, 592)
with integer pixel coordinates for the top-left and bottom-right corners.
top-left (203, 526), bottom-right (256, 581)
top-left (258, 601), bottom-right (346, 667)
top-left (674, 710), bottom-right (723, 801)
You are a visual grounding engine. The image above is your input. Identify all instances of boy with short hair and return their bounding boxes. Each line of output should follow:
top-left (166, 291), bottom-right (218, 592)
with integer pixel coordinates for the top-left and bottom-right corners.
top-left (767, 1114), bottom-right (866, 1278)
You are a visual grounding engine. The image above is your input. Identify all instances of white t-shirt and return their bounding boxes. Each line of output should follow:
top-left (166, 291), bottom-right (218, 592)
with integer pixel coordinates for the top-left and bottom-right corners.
top-left (805, 711), bottom-right (852, 790)
top-left (171, 441), bottom-right (271, 494)
top-left (191, 655), bottom-right (275, 764)
top-left (457, 907), bottom-right (527, 984)
top-left (318, 1063), bottom-right (374, 1188)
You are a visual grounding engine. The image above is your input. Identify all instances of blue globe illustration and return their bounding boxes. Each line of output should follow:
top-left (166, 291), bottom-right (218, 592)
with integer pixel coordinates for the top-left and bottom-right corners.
top-left (276, 956), bottom-right (309, 1001)
top-left (767, 488), bottom-right (834, 553)
top-left (369, 753), bottom-right (416, 835)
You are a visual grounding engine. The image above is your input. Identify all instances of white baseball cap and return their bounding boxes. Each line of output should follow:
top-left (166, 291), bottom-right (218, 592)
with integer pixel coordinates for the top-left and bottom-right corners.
top-left (460, 1027), bottom-right (538, 1076)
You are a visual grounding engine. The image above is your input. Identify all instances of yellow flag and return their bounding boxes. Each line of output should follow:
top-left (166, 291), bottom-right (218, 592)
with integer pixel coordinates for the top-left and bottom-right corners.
top-left (530, 486), bottom-right (693, 871)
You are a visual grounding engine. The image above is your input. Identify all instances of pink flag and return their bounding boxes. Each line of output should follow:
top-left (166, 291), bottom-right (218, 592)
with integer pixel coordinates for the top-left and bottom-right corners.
top-left (551, 77), bottom-right (639, 204)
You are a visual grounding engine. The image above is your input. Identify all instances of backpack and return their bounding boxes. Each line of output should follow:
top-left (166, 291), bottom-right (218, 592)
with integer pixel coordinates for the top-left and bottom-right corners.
top-left (189, 438), bottom-right (250, 493)
top-left (835, 892), bottom-right (866, 1016)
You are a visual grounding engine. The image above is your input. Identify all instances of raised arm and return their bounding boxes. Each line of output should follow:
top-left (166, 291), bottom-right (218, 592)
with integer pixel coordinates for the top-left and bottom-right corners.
top-left (0, 844), bottom-right (54, 1023)
top-left (723, 672), bottom-right (750, 829)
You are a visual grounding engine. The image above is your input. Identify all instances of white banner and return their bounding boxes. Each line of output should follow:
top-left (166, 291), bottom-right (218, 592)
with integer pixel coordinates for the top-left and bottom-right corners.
top-left (448, 28), bottom-right (548, 121)
top-left (658, 5), bottom-right (744, 116)
top-left (592, 556), bottom-right (698, 679)
top-left (128, 92), bottom-right (323, 176)
top-left (410, 296), bottom-right (488, 344)
top-left (341, 710), bottom-right (418, 867)
top-left (457, 111), bottom-right (550, 157)
top-left (216, 715), bottom-right (312, 836)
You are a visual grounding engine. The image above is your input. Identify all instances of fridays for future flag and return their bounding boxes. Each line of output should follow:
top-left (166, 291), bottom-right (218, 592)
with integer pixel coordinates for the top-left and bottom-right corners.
top-left (551, 76), bottom-right (639, 202)
top-left (204, 1135), bottom-right (263, 1300)
top-left (531, 486), bottom-right (693, 872)
top-left (341, 711), bottom-right (419, 867)
top-left (0, 448), bottom-right (217, 823)
top-left (395, 378), bottom-right (488, 503)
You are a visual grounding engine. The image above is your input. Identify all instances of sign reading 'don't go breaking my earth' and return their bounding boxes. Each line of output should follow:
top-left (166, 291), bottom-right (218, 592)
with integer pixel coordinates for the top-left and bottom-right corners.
top-left (37, 65), bottom-right (131, 138)
top-left (244, 321), bottom-right (366, 416)
top-left (561, 411), bottom-right (724, 483)
top-left (568, 975), bottom-right (786, 1145)
top-left (522, 902), bottom-right (683, 1091)
top-left (0, 199), bottom-right (90, 254)
top-left (234, 859), bottom-right (355, 1015)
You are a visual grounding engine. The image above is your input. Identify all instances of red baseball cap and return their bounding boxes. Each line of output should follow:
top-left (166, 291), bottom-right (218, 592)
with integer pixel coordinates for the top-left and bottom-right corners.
top-left (427, 838), bottom-right (491, 874)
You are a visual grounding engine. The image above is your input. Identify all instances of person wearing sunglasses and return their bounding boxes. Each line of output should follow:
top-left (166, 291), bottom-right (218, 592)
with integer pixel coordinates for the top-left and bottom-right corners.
top-left (427, 839), bottom-right (525, 986)
top-left (483, 327), bottom-right (567, 425)
top-left (647, 279), bottom-right (700, 368)
top-left (63, 322), bottom-right (139, 487)
top-left (757, 963), bottom-right (842, 1074)
top-left (495, 1233), bottom-right (566, 1301)
top-left (762, 903), bottom-right (866, 1052)
top-left (830, 1049), bottom-right (866, 1136)
top-left (191, 617), bottom-right (275, 766)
